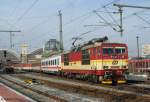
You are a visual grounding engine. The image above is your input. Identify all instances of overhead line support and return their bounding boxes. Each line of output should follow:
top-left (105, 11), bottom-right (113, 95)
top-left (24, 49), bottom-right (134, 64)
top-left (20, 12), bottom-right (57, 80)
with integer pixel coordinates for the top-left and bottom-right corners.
top-left (0, 30), bottom-right (21, 49)
top-left (58, 10), bottom-right (63, 52)
top-left (114, 3), bottom-right (150, 36)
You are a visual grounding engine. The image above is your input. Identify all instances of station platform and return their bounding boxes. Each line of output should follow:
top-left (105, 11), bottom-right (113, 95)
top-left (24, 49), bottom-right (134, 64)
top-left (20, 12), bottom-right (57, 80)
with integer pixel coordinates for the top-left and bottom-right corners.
top-left (0, 83), bottom-right (34, 102)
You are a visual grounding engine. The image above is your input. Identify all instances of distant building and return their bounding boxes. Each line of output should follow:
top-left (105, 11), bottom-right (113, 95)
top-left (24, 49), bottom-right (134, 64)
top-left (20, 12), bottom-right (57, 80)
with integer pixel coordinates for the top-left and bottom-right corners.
top-left (43, 39), bottom-right (61, 57)
top-left (142, 44), bottom-right (150, 57)
top-left (21, 44), bottom-right (28, 63)
top-left (27, 48), bottom-right (43, 64)
top-left (44, 39), bottom-right (60, 52)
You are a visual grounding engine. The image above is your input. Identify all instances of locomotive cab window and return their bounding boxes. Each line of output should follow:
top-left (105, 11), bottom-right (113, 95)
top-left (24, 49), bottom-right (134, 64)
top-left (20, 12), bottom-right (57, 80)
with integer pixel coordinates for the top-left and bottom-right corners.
top-left (115, 48), bottom-right (125, 54)
top-left (82, 49), bottom-right (90, 65)
top-left (103, 48), bottom-right (113, 54)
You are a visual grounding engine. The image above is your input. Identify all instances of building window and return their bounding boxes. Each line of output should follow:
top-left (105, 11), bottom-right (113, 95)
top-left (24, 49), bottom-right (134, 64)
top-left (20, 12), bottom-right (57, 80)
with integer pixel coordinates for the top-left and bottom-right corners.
top-left (82, 49), bottom-right (90, 65)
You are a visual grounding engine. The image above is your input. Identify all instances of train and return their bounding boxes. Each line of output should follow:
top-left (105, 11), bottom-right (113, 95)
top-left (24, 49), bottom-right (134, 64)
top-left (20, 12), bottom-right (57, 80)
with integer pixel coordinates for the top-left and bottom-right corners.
top-left (127, 57), bottom-right (149, 81)
top-left (14, 37), bottom-right (129, 84)
top-left (0, 60), bottom-right (14, 74)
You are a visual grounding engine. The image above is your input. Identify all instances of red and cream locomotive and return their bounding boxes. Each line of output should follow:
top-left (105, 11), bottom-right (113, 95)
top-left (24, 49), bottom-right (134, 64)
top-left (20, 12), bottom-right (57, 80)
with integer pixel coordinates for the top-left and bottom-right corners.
top-left (14, 37), bottom-right (128, 84)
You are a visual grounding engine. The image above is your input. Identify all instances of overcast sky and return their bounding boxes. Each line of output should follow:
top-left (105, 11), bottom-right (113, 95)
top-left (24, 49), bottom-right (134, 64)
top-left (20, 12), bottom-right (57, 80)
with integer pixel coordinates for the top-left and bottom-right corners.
top-left (0, 0), bottom-right (150, 57)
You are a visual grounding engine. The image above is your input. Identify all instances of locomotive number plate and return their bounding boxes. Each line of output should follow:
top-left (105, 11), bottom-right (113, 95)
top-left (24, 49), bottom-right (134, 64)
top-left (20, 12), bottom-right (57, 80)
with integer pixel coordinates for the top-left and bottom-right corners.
top-left (112, 60), bottom-right (118, 65)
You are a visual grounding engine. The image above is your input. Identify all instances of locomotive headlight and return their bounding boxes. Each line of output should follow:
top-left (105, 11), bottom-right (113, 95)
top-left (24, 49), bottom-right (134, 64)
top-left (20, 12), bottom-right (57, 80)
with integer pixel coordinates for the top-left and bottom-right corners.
top-left (103, 66), bottom-right (108, 69)
top-left (122, 66), bottom-right (126, 68)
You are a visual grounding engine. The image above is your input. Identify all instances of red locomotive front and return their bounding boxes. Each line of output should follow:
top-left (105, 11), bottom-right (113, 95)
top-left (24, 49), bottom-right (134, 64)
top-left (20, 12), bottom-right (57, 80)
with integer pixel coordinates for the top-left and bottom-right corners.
top-left (61, 38), bottom-right (128, 84)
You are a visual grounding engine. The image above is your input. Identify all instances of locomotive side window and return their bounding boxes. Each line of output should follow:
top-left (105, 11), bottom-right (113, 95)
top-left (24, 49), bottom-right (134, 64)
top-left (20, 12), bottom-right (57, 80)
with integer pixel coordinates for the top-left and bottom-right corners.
top-left (103, 48), bottom-right (113, 54)
top-left (64, 54), bottom-right (69, 66)
top-left (82, 49), bottom-right (90, 65)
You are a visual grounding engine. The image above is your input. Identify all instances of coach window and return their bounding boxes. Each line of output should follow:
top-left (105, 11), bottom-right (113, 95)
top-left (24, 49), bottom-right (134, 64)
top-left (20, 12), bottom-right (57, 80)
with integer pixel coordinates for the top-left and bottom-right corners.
top-left (51, 60), bottom-right (53, 65)
top-left (57, 58), bottom-right (59, 65)
top-left (49, 61), bottom-right (50, 65)
top-left (53, 60), bottom-right (55, 65)
top-left (55, 59), bottom-right (56, 65)
top-left (82, 49), bottom-right (90, 65)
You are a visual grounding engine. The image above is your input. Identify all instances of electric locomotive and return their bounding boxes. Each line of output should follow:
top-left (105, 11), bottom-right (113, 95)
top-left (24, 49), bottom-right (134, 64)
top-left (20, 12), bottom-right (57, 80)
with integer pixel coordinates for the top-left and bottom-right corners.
top-left (61, 37), bottom-right (128, 84)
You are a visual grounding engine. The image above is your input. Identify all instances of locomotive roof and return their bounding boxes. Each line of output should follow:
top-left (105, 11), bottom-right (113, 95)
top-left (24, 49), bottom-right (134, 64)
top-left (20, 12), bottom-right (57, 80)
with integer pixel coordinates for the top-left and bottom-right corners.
top-left (81, 42), bottom-right (127, 50)
top-left (62, 42), bottom-right (127, 54)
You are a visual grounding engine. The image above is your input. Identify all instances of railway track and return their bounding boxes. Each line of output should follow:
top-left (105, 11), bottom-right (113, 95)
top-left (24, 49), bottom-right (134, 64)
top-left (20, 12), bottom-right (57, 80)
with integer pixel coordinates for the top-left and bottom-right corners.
top-left (9, 72), bottom-right (150, 102)
top-left (0, 74), bottom-right (105, 102)
top-left (18, 71), bottom-right (150, 95)
top-left (0, 75), bottom-right (66, 102)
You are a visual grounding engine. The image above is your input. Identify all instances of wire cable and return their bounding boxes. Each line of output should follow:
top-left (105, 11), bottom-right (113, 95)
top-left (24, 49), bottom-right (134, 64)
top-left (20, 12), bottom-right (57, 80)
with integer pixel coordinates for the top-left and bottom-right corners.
top-left (134, 13), bottom-right (150, 25)
top-left (13, 0), bottom-right (39, 26)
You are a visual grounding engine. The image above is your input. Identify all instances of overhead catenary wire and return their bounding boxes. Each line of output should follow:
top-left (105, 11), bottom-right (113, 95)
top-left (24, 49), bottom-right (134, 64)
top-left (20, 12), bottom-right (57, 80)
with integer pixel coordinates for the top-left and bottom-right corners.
top-left (29, 1), bottom-right (150, 46)
top-left (12, 0), bottom-right (39, 27)
top-left (99, 0), bottom-right (120, 26)
top-left (27, 0), bottom-right (119, 45)
top-left (27, 0), bottom-right (134, 50)
top-left (103, 6), bottom-right (119, 26)
top-left (93, 10), bottom-right (118, 31)
top-left (8, 0), bottom-right (22, 21)
top-left (134, 13), bottom-right (150, 25)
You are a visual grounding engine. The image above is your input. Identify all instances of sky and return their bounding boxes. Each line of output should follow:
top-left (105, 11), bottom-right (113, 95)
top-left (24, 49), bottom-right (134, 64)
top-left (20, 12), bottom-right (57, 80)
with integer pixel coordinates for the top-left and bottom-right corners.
top-left (0, 0), bottom-right (150, 57)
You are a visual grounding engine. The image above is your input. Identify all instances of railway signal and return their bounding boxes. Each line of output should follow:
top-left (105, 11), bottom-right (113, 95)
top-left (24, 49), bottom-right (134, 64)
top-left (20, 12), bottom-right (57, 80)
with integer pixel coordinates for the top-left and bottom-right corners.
top-left (3, 50), bottom-right (7, 58)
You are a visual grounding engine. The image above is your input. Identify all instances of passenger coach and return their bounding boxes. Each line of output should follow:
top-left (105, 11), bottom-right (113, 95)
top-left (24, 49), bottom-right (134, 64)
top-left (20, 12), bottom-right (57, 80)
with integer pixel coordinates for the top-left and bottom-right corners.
top-left (41, 55), bottom-right (61, 74)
